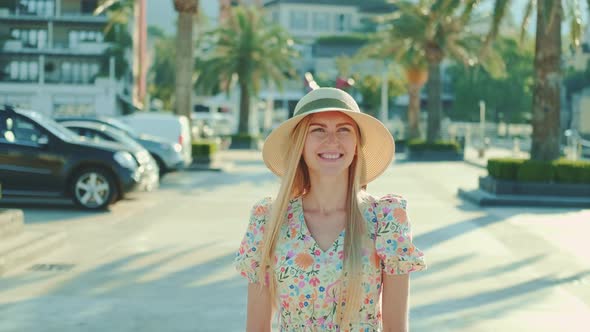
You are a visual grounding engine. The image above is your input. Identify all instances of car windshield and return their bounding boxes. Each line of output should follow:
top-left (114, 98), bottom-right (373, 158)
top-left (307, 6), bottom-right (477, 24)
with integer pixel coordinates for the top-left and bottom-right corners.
top-left (21, 111), bottom-right (80, 142)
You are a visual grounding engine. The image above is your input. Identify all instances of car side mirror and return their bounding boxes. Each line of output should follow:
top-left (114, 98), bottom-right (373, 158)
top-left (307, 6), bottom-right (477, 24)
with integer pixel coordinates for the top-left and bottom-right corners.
top-left (37, 135), bottom-right (49, 147)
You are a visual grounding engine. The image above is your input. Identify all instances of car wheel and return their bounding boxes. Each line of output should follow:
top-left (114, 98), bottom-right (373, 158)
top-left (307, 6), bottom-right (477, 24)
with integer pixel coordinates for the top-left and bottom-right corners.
top-left (151, 154), bottom-right (167, 178)
top-left (71, 168), bottom-right (117, 210)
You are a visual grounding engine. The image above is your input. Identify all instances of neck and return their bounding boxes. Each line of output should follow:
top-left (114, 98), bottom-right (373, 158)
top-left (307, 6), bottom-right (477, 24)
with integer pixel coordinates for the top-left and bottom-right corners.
top-left (304, 171), bottom-right (349, 214)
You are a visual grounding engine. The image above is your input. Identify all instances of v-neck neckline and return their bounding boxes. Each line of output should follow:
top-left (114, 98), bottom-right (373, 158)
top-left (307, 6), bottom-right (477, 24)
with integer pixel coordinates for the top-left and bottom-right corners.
top-left (297, 196), bottom-right (345, 254)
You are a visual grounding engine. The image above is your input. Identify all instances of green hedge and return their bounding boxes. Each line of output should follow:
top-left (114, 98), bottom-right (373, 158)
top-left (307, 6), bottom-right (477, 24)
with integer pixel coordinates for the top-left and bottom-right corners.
top-left (487, 158), bottom-right (590, 183)
top-left (192, 140), bottom-right (218, 158)
top-left (407, 139), bottom-right (461, 153)
top-left (487, 158), bottom-right (525, 180)
top-left (230, 134), bottom-right (260, 143)
top-left (315, 34), bottom-right (369, 45)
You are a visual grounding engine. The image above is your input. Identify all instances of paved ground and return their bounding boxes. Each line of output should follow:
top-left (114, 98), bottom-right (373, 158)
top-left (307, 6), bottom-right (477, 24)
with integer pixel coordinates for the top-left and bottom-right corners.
top-left (0, 149), bottom-right (589, 331)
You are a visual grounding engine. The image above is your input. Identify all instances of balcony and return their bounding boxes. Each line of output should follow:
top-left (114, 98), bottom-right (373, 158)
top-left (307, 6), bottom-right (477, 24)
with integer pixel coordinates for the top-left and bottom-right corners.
top-left (0, 8), bottom-right (107, 24)
top-left (2, 40), bottom-right (110, 56)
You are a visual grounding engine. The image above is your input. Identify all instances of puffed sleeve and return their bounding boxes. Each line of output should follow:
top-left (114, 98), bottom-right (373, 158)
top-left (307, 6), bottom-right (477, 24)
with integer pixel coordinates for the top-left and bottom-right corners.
top-left (234, 197), bottom-right (273, 283)
top-left (374, 194), bottom-right (426, 275)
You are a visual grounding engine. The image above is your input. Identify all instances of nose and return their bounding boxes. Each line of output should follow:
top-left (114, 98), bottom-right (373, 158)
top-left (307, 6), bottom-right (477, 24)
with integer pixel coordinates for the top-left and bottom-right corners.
top-left (323, 130), bottom-right (339, 144)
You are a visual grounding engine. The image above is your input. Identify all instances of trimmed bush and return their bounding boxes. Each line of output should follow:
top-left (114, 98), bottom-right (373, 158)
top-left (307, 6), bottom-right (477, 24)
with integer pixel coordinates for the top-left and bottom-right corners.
top-left (517, 160), bottom-right (555, 182)
top-left (554, 159), bottom-right (590, 184)
top-left (487, 158), bottom-right (590, 183)
top-left (192, 140), bottom-right (218, 159)
top-left (487, 158), bottom-right (526, 180)
top-left (315, 34), bottom-right (369, 45)
top-left (407, 139), bottom-right (461, 153)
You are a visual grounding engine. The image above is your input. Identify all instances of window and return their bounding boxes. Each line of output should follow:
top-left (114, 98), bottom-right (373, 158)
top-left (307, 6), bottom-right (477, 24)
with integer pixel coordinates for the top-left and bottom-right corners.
top-left (289, 10), bottom-right (308, 30)
top-left (312, 13), bottom-right (330, 31)
top-left (68, 30), bottom-right (102, 47)
top-left (10, 28), bottom-right (48, 48)
top-left (1, 115), bottom-right (43, 145)
top-left (8, 60), bottom-right (39, 82)
top-left (335, 13), bottom-right (352, 32)
top-left (16, 0), bottom-right (54, 16)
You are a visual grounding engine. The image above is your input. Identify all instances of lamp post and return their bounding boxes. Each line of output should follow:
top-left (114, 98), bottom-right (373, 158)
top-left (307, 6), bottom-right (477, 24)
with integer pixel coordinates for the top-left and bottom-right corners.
top-left (380, 61), bottom-right (389, 124)
top-left (478, 100), bottom-right (486, 158)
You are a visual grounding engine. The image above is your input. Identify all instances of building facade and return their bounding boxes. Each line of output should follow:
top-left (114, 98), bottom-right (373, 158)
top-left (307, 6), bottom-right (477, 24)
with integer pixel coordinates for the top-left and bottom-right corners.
top-left (0, 0), bottom-right (132, 117)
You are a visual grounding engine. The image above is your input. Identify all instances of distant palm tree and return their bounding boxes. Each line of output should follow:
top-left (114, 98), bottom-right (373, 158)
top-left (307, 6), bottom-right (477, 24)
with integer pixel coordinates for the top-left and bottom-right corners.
top-left (358, 30), bottom-right (428, 140)
top-left (486, 0), bottom-right (585, 161)
top-left (195, 6), bottom-right (298, 135)
top-left (380, 0), bottom-right (505, 143)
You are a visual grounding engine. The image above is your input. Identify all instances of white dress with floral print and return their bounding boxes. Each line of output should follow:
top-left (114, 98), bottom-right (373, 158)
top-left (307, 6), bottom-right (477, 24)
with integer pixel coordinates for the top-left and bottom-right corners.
top-left (235, 194), bottom-right (426, 332)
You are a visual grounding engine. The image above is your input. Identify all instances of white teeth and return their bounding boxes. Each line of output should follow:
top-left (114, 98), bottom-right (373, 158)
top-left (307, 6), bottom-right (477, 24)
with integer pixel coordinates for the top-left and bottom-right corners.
top-left (320, 153), bottom-right (341, 159)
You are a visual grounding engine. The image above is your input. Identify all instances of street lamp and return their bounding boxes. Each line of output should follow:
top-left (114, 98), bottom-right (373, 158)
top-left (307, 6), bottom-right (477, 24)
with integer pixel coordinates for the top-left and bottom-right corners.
top-left (478, 100), bottom-right (486, 158)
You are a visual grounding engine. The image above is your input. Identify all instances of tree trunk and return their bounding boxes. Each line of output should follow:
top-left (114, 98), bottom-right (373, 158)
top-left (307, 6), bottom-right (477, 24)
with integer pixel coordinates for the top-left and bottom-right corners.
top-left (405, 68), bottom-right (427, 140)
top-left (174, 1), bottom-right (198, 140)
top-left (238, 81), bottom-right (251, 135)
top-left (407, 83), bottom-right (422, 140)
top-left (426, 61), bottom-right (442, 143)
top-left (531, 1), bottom-right (562, 161)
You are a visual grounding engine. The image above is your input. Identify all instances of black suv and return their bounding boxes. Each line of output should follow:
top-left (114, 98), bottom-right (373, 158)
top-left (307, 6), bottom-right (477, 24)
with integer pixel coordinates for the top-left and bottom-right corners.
top-left (0, 105), bottom-right (146, 210)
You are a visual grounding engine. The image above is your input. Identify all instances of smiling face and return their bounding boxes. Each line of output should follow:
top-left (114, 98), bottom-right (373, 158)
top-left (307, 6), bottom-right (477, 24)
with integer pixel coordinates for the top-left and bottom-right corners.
top-left (302, 111), bottom-right (359, 179)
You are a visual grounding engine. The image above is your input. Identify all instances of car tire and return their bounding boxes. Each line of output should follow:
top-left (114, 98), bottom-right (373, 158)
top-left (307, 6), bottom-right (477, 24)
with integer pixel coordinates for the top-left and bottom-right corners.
top-left (70, 168), bottom-right (117, 210)
top-left (151, 154), bottom-right (167, 178)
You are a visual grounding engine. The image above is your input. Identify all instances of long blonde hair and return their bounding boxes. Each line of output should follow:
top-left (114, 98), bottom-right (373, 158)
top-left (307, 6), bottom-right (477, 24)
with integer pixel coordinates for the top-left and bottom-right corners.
top-left (258, 114), bottom-right (369, 328)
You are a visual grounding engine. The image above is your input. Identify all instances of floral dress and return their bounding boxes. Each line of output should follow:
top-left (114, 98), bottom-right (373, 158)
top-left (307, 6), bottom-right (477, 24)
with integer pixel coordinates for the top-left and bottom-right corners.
top-left (234, 194), bottom-right (426, 332)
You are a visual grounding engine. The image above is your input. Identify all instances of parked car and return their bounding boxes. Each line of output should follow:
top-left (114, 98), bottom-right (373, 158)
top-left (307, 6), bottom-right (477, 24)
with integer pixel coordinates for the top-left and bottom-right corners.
top-left (54, 116), bottom-right (187, 175)
top-left (60, 121), bottom-right (160, 191)
top-left (120, 112), bottom-right (193, 167)
top-left (0, 105), bottom-right (148, 210)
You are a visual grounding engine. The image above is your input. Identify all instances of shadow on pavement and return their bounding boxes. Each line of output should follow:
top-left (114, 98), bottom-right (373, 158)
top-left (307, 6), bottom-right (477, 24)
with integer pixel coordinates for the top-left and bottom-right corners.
top-left (0, 243), bottom-right (248, 331)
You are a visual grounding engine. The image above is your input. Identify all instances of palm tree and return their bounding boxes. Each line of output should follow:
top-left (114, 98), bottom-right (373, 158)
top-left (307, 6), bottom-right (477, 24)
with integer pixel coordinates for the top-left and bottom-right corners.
top-left (487, 0), bottom-right (584, 161)
top-left (173, 0), bottom-right (199, 135)
top-left (381, 0), bottom-right (505, 143)
top-left (195, 6), bottom-right (298, 135)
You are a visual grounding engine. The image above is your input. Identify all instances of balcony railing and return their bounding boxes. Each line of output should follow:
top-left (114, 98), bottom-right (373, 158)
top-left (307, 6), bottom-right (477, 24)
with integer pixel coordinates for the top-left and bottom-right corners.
top-left (2, 40), bottom-right (110, 55)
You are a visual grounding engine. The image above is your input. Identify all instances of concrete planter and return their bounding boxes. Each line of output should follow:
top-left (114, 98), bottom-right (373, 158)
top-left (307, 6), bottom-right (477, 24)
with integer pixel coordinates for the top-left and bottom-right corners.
top-left (407, 149), bottom-right (464, 161)
top-left (479, 176), bottom-right (590, 197)
top-left (395, 141), bottom-right (406, 153)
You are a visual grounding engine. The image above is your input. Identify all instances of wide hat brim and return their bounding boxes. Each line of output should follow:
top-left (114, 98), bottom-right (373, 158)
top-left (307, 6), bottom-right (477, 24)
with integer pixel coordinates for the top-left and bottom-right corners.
top-left (262, 89), bottom-right (395, 185)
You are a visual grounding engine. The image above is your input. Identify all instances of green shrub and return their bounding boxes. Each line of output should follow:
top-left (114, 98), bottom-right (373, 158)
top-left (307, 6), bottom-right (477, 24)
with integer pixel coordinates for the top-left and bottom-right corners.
top-left (231, 133), bottom-right (260, 143)
top-left (315, 34), bottom-right (369, 45)
top-left (554, 159), bottom-right (590, 184)
top-left (487, 158), bottom-right (526, 180)
top-left (192, 140), bottom-right (218, 158)
top-left (488, 158), bottom-right (590, 183)
top-left (407, 139), bottom-right (461, 153)
top-left (517, 160), bottom-right (555, 182)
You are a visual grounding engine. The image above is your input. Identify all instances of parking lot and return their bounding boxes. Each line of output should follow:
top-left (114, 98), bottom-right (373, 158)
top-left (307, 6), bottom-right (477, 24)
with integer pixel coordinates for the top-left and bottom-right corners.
top-left (1, 151), bottom-right (589, 332)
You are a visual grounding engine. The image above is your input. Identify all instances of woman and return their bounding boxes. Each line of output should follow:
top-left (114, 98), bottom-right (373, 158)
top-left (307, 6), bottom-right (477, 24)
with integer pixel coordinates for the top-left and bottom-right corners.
top-left (235, 88), bottom-right (426, 331)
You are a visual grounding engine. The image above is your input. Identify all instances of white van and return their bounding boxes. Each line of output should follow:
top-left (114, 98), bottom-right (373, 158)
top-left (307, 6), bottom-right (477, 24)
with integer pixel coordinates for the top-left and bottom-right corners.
top-left (120, 112), bottom-right (192, 167)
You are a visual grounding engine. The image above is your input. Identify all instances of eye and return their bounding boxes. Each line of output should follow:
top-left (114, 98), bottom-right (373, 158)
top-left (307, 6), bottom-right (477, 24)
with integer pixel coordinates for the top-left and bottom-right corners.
top-left (338, 127), bottom-right (352, 132)
top-left (311, 127), bottom-right (325, 133)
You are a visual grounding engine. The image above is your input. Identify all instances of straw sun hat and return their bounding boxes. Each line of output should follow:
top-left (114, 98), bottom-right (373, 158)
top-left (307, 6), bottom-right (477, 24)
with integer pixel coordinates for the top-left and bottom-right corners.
top-left (262, 87), bottom-right (395, 185)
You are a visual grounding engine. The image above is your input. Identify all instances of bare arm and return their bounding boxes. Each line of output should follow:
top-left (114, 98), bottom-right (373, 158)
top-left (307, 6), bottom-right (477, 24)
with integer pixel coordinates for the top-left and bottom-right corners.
top-left (246, 283), bottom-right (273, 332)
top-left (381, 273), bottom-right (410, 332)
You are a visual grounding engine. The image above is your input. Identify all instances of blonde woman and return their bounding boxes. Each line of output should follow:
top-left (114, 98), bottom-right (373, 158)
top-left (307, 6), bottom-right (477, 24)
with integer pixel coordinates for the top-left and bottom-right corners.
top-left (235, 88), bottom-right (426, 331)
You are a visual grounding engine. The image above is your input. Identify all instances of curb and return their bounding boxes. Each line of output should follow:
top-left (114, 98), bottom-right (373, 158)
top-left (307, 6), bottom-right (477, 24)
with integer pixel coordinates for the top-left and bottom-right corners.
top-left (0, 209), bottom-right (24, 239)
top-left (463, 159), bottom-right (486, 169)
top-left (458, 188), bottom-right (590, 208)
top-left (184, 161), bottom-right (234, 172)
